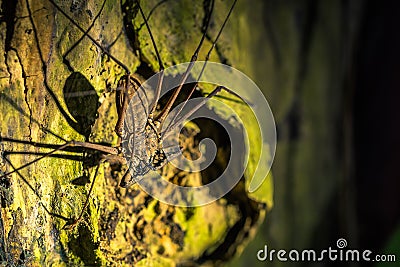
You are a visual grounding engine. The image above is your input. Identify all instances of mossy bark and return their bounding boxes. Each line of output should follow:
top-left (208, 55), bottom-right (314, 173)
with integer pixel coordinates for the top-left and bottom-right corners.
top-left (0, 0), bottom-right (271, 266)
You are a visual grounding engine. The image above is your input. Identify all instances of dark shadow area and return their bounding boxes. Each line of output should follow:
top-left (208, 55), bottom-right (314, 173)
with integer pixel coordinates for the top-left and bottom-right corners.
top-left (63, 72), bottom-right (99, 139)
top-left (354, 0), bottom-right (400, 258)
top-left (68, 224), bottom-right (100, 266)
top-left (231, 1), bottom-right (400, 266)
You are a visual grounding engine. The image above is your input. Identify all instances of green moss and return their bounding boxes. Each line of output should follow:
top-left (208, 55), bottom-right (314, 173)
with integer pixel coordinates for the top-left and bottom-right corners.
top-left (136, 257), bottom-right (175, 267)
top-left (173, 202), bottom-right (239, 259)
top-left (143, 199), bottom-right (158, 221)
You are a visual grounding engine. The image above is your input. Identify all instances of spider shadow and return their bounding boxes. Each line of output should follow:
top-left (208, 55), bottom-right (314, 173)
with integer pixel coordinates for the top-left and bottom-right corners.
top-left (27, 0), bottom-right (108, 141)
top-left (63, 72), bottom-right (100, 140)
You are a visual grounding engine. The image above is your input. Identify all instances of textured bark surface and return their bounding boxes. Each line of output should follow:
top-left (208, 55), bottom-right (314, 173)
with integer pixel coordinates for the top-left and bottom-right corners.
top-left (0, 0), bottom-right (272, 266)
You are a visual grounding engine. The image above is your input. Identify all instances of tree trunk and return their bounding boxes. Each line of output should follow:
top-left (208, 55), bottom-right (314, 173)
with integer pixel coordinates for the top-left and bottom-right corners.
top-left (0, 0), bottom-right (272, 266)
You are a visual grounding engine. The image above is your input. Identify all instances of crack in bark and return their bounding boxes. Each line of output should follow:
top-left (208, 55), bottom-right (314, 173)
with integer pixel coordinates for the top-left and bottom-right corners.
top-left (19, 55), bottom-right (34, 142)
top-left (8, 48), bottom-right (34, 142)
top-left (3, 53), bottom-right (12, 86)
top-left (26, 0), bottom-right (80, 132)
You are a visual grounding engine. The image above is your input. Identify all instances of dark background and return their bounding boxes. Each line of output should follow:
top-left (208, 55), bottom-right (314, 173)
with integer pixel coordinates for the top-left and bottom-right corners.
top-left (354, 0), bottom-right (400, 255)
top-left (230, 0), bottom-right (400, 266)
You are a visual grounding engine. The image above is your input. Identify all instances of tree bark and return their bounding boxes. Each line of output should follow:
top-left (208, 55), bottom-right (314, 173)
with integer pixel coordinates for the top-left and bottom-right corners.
top-left (0, 0), bottom-right (272, 266)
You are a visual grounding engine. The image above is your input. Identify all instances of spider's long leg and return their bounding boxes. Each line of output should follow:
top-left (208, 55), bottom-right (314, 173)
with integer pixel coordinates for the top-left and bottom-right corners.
top-left (2, 156), bottom-right (70, 222)
top-left (0, 140), bottom-right (118, 179)
top-left (155, 0), bottom-right (216, 124)
top-left (145, 0), bottom-right (170, 24)
top-left (114, 75), bottom-right (140, 137)
top-left (3, 149), bottom-right (106, 229)
top-left (46, 0), bottom-right (137, 138)
top-left (161, 85), bottom-right (241, 138)
top-left (115, 0), bottom-right (168, 135)
top-left (135, 0), bottom-right (165, 116)
top-left (47, 0), bottom-right (130, 74)
top-left (61, 0), bottom-right (107, 72)
top-left (0, 93), bottom-right (68, 143)
top-left (136, 0), bottom-right (164, 72)
top-left (165, 0), bottom-right (238, 130)
top-left (63, 163), bottom-right (101, 229)
top-left (28, 0), bottom-right (128, 139)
